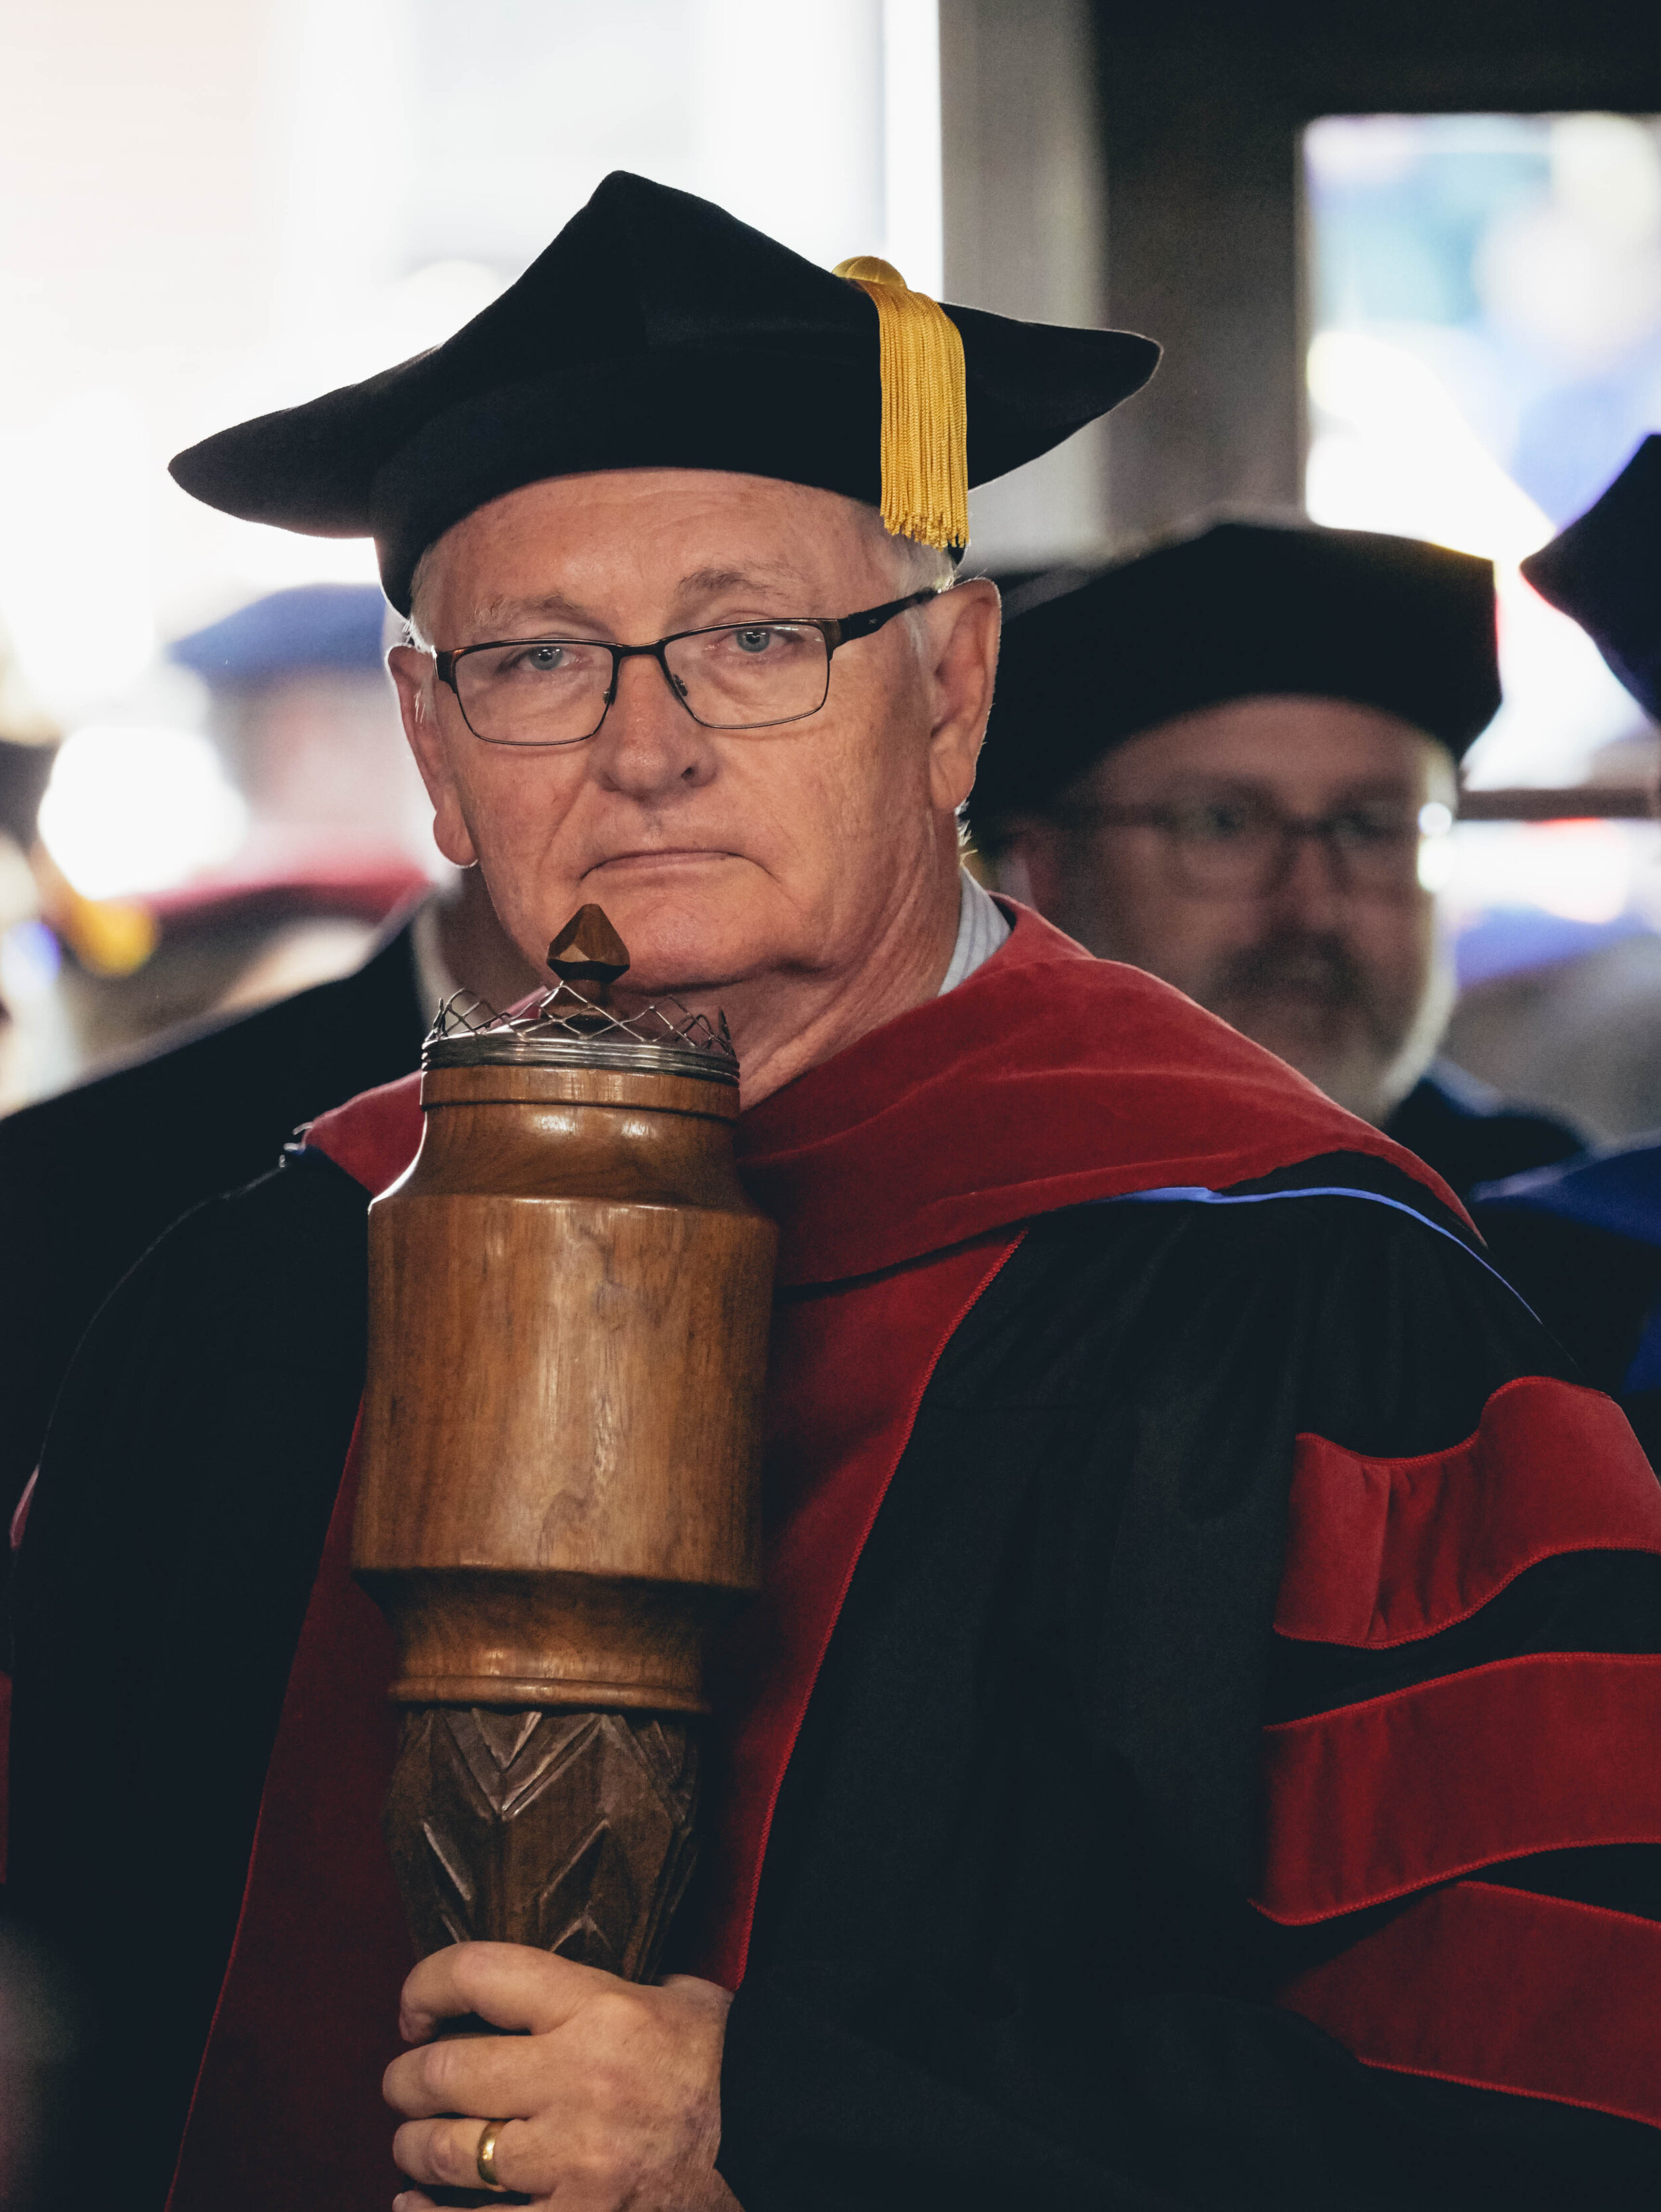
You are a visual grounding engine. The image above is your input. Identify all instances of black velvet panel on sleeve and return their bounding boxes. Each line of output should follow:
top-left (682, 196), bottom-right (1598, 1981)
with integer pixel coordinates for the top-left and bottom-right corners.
top-left (718, 1164), bottom-right (1661, 2211)
top-left (5, 1146), bottom-right (371, 2209)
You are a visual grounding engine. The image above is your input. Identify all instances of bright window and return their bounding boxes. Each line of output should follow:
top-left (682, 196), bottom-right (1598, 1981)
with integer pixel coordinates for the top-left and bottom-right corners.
top-left (1304, 113), bottom-right (1661, 792)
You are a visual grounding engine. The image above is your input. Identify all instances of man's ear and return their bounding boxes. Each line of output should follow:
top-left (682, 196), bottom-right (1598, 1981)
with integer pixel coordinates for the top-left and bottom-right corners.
top-left (388, 645), bottom-right (479, 868)
top-left (924, 577), bottom-right (1001, 815)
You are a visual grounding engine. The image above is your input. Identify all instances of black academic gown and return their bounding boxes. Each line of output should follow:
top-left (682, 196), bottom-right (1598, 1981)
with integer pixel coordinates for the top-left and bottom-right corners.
top-left (1382, 1060), bottom-right (1581, 1203)
top-left (0, 914), bottom-right (429, 1548)
top-left (1476, 1142), bottom-right (1661, 1469)
top-left (11, 1136), bottom-right (1661, 2209)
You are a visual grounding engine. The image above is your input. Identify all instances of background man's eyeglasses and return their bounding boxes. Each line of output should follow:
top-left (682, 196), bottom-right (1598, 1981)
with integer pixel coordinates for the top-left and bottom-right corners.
top-left (1076, 795), bottom-right (1452, 898)
top-left (433, 589), bottom-right (939, 748)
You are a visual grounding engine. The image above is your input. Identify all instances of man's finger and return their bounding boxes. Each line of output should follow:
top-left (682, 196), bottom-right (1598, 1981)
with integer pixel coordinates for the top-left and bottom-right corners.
top-left (384, 2027), bottom-right (550, 2122)
top-left (393, 2114), bottom-right (537, 2197)
top-left (399, 1940), bottom-right (609, 2042)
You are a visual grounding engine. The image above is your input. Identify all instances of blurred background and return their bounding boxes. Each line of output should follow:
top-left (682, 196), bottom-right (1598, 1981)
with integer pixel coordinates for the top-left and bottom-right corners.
top-left (0, 5), bottom-right (1659, 2193)
top-left (0, 0), bottom-right (1657, 1130)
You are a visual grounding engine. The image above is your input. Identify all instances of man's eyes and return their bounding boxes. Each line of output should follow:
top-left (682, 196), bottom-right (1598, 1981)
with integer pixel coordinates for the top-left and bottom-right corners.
top-left (498, 643), bottom-right (593, 676)
top-left (1165, 802), bottom-right (1416, 842)
top-left (1171, 802), bottom-right (1264, 840)
top-left (1331, 809), bottom-right (1416, 843)
top-left (711, 623), bottom-right (814, 654)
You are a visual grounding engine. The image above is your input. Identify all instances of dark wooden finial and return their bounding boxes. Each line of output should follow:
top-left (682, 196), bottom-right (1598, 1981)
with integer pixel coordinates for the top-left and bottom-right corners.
top-left (547, 905), bottom-right (631, 1006)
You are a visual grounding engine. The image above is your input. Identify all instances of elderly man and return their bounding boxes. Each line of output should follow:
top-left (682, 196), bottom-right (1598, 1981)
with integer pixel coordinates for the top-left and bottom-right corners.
top-left (981, 522), bottom-right (1583, 1197)
top-left (11, 177), bottom-right (1661, 2212)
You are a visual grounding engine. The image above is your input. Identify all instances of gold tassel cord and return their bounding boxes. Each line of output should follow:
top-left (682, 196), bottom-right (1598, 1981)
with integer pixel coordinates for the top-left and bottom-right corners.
top-left (833, 255), bottom-right (969, 554)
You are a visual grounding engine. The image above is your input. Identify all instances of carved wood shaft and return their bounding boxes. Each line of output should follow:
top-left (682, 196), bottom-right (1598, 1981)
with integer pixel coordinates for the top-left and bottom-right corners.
top-left (385, 1705), bottom-right (698, 1981)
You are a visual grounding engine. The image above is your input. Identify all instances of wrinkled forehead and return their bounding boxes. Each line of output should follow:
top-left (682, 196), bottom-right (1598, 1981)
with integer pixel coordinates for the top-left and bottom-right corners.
top-left (1089, 694), bottom-right (1454, 801)
top-left (410, 468), bottom-right (896, 639)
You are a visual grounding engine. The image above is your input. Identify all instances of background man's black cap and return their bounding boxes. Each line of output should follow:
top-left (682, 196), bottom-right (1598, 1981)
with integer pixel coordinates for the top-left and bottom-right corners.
top-left (169, 171), bottom-right (1159, 618)
top-left (973, 518), bottom-right (1500, 827)
top-left (1521, 437), bottom-right (1661, 724)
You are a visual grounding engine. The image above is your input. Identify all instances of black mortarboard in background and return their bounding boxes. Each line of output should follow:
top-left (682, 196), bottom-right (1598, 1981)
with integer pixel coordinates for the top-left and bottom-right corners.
top-left (170, 171), bottom-right (1159, 617)
top-left (973, 518), bottom-right (1500, 825)
top-left (1521, 437), bottom-right (1661, 724)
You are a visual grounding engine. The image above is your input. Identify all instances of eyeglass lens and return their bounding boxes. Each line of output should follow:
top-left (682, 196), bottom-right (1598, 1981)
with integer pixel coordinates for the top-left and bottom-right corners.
top-left (1150, 797), bottom-right (1426, 894)
top-left (454, 623), bottom-right (833, 746)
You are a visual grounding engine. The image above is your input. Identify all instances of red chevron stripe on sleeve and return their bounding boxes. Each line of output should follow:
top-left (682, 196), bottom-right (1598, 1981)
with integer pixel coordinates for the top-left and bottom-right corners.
top-left (1256, 1652), bottom-right (1661, 1924)
top-left (1276, 1376), bottom-right (1661, 1650)
top-left (1280, 1882), bottom-right (1661, 2130)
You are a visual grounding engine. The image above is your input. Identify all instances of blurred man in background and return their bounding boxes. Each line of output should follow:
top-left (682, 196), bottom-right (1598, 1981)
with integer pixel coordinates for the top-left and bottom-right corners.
top-left (979, 518), bottom-right (1584, 1199)
top-left (0, 585), bottom-right (537, 1556)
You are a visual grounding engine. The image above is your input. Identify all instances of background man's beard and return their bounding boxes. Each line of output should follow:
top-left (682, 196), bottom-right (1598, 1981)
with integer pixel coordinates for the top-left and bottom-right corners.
top-left (1201, 930), bottom-right (1438, 1124)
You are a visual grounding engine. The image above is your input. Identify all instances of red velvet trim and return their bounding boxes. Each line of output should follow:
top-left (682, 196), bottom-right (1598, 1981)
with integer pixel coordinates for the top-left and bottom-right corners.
top-left (165, 1235), bottom-right (1025, 2197)
top-left (303, 905), bottom-right (1464, 1282)
top-left (1280, 1880), bottom-right (1661, 2131)
top-left (1257, 1652), bottom-right (1661, 1925)
top-left (1276, 1375), bottom-right (1661, 1649)
top-left (165, 1421), bottom-right (412, 2212)
top-left (733, 904), bottom-right (1464, 1283)
top-left (681, 1232), bottom-right (1024, 1990)
top-left (9, 1469), bottom-right (36, 1554)
top-left (302, 1070), bottom-right (422, 1199)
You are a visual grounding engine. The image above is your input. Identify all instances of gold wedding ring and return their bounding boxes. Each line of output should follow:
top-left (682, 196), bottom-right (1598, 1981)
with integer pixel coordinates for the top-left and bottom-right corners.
top-left (476, 2118), bottom-right (508, 2191)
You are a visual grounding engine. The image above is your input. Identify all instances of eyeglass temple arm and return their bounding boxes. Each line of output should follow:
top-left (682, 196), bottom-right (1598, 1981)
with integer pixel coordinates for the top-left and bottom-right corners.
top-left (823, 588), bottom-right (939, 651)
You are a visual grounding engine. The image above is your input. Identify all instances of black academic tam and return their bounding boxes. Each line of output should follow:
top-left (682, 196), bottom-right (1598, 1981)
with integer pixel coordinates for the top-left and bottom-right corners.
top-left (168, 171), bottom-right (1159, 615)
top-left (974, 518), bottom-right (1500, 825)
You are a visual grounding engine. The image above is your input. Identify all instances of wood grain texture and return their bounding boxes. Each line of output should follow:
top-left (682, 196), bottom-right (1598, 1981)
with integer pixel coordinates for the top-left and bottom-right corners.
top-left (355, 1061), bottom-right (774, 1710)
top-left (353, 1037), bottom-right (774, 1982)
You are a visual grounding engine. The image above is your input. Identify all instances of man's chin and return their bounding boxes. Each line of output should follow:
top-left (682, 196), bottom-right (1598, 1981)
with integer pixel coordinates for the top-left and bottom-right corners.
top-left (1212, 999), bottom-right (1398, 1118)
top-left (1211, 993), bottom-right (1356, 1056)
top-left (561, 860), bottom-right (759, 993)
top-left (585, 906), bottom-right (771, 1002)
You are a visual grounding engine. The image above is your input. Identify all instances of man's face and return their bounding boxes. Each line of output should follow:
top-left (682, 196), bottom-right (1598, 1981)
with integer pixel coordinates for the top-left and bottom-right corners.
top-left (1007, 695), bottom-right (1457, 1122)
top-left (388, 470), bottom-right (994, 1005)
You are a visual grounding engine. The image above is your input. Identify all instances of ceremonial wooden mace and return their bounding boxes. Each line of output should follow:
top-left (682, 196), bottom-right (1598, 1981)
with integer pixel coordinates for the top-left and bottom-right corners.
top-left (353, 906), bottom-right (774, 1983)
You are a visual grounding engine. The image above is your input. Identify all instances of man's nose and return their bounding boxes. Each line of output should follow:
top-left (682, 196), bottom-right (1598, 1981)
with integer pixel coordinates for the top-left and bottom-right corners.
top-left (1265, 827), bottom-right (1349, 926)
top-left (589, 651), bottom-right (714, 799)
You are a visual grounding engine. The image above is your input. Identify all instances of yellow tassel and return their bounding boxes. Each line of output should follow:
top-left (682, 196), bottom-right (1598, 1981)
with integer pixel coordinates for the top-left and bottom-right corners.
top-left (833, 254), bottom-right (969, 553)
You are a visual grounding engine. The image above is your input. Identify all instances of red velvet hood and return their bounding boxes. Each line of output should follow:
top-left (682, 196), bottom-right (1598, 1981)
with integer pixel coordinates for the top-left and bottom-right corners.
top-left (306, 902), bottom-right (1462, 1258)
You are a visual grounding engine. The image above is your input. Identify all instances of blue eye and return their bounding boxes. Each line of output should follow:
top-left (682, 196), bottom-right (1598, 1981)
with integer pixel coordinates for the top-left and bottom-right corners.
top-left (733, 627), bottom-right (774, 653)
